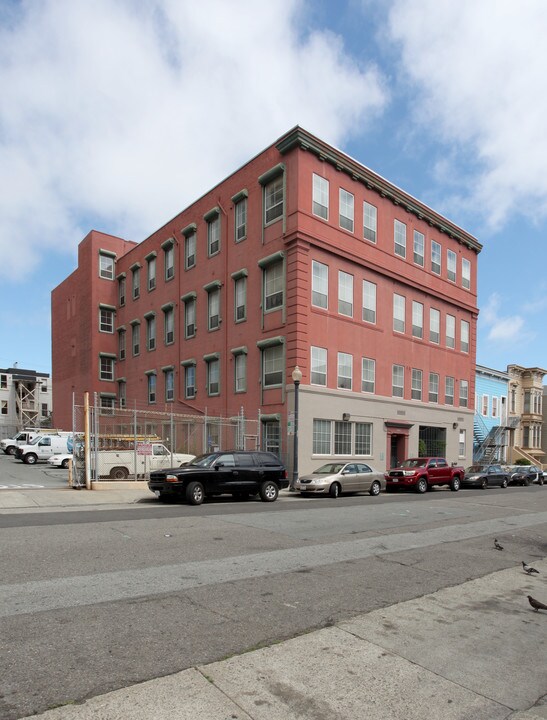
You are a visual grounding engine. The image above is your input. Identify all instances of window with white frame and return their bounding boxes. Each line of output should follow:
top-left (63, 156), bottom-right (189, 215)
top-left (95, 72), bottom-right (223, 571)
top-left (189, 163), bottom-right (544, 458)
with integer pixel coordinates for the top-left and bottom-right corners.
top-left (118, 276), bottom-right (126, 306)
top-left (262, 344), bottom-right (284, 387)
top-left (394, 220), bottom-right (406, 258)
top-left (164, 368), bottom-right (174, 402)
top-left (164, 242), bottom-right (174, 281)
top-left (264, 261), bottom-right (283, 311)
top-left (163, 306), bottom-right (174, 344)
top-left (392, 364), bottom-right (404, 397)
top-left (99, 355), bottom-right (115, 381)
top-left (339, 188), bottom-right (354, 232)
top-left (118, 329), bottom-right (126, 361)
top-left (411, 369), bottom-right (422, 400)
top-left (447, 249), bottom-right (457, 282)
top-left (445, 376), bottom-right (455, 405)
top-left (99, 396), bottom-right (115, 415)
top-left (235, 197), bottom-right (247, 241)
top-left (311, 346), bottom-right (327, 386)
top-left (118, 380), bottom-right (126, 408)
top-left (461, 320), bottom-right (469, 353)
top-left (0, 374), bottom-right (6, 389)
top-left (264, 176), bottom-right (284, 224)
top-left (362, 357), bottom-right (375, 393)
top-left (312, 174), bottom-right (329, 219)
top-left (355, 423), bottom-right (372, 455)
top-left (99, 252), bottom-right (115, 280)
top-left (146, 314), bottom-right (156, 351)
top-left (363, 201), bottom-right (377, 242)
top-left (184, 364), bottom-right (196, 399)
top-left (337, 352), bottom-right (352, 390)
top-left (393, 293), bottom-right (405, 333)
top-left (234, 276), bottom-right (246, 322)
top-left (459, 429), bottom-right (466, 458)
top-left (459, 379), bottom-right (469, 407)
top-left (492, 396), bottom-right (499, 418)
top-left (185, 231), bottom-right (196, 269)
top-left (312, 260), bottom-right (328, 309)
top-left (334, 420), bottom-right (351, 454)
top-left (429, 372), bottom-right (439, 403)
top-left (446, 314), bottom-right (455, 348)
top-left (413, 230), bottom-right (424, 266)
top-left (362, 280), bottom-right (376, 323)
top-left (462, 258), bottom-right (471, 289)
top-left (313, 419), bottom-right (331, 454)
top-left (431, 240), bottom-right (441, 274)
top-left (430, 308), bottom-right (440, 344)
top-left (131, 322), bottom-right (140, 356)
top-left (207, 357), bottom-right (220, 395)
top-left (207, 288), bottom-right (220, 330)
top-left (338, 271), bottom-right (353, 317)
top-left (147, 373), bottom-right (157, 404)
top-left (99, 307), bottom-right (114, 333)
top-left (412, 301), bottom-right (423, 338)
top-left (482, 395), bottom-right (489, 415)
top-left (132, 266), bottom-right (140, 299)
top-left (184, 297), bottom-right (196, 338)
top-left (207, 214), bottom-right (220, 256)
top-left (234, 353), bottom-right (246, 393)
top-left (147, 255), bottom-right (156, 291)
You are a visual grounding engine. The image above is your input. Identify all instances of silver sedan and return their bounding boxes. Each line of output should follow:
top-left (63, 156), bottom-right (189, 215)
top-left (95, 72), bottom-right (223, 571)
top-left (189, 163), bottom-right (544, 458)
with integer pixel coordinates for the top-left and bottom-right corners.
top-left (295, 462), bottom-right (386, 498)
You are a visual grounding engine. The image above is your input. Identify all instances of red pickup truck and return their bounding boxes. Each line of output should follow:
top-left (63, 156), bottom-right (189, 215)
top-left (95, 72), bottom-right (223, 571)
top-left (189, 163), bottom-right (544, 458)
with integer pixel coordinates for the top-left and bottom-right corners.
top-left (386, 457), bottom-right (464, 493)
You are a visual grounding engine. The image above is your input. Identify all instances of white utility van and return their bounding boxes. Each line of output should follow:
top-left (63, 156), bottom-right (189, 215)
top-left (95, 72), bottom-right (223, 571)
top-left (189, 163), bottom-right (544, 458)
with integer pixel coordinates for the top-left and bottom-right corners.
top-left (1, 429), bottom-right (64, 455)
top-left (15, 434), bottom-right (73, 465)
top-left (96, 443), bottom-right (194, 479)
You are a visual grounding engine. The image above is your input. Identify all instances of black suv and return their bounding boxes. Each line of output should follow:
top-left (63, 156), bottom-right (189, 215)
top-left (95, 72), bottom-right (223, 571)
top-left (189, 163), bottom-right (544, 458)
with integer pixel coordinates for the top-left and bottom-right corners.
top-left (148, 451), bottom-right (288, 505)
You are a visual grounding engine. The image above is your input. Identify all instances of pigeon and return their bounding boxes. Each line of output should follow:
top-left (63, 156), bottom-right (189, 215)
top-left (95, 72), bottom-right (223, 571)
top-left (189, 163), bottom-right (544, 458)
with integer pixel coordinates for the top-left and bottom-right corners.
top-left (522, 561), bottom-right (539, 575)
top-left (528, 595), bottom-right (547, 612)
top-left (494, 538), bottom-right (503, 551)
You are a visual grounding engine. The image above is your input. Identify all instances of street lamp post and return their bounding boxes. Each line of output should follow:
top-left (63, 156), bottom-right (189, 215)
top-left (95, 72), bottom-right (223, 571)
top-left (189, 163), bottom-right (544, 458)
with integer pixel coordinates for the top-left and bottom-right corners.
top-left (291, 365), bottom-right (302, 490)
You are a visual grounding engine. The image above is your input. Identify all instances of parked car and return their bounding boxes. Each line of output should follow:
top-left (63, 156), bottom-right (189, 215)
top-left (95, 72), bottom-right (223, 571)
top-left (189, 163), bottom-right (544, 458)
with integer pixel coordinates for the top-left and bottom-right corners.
top-left (295, 462), bottom-right (386, 498)
top-left (506, 464), bottom-right (544, 486)
top-left (47, 453), bottom-right (73, 469)
top-left (148, 450), bottom-right (288, 504)
top-left (461, 464), bottom-right (509, 489)
top-left (385, 457), bottom-right (464, 493)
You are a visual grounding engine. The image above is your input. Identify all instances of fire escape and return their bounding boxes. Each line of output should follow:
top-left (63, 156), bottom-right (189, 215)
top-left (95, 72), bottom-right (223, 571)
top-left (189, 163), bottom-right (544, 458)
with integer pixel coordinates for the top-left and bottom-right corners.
top-left (473, 413), bottom-right (519, 464)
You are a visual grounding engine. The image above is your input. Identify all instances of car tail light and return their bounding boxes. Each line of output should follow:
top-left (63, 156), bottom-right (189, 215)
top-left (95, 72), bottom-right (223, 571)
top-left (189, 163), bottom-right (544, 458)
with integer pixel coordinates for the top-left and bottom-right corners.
top-left (282, 469), bottom-right (287, 479)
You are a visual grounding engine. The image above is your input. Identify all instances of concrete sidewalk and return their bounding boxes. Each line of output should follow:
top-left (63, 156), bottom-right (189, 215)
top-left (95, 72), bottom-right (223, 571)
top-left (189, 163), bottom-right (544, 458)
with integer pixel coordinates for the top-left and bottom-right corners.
top-left (0, 484), bottom-right (154, 511)
top-left (17, 561), bottom-right (547, 720)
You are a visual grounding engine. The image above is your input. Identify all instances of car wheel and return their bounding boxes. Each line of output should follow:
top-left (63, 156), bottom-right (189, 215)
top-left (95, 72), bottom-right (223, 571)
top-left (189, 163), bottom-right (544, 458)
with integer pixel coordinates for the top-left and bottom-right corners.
top-left (329, 482), bottom-right (341, 498)
top-left (480, 478), bottom-right (488, 490)
top-left (186, 481), bottom-right (205, 505)
top-left (524, 478), bottom-right (531, 487)
top-left (450, 476), bottom-right (461, 491)
top-left (6, 446), bottom-right (16, 456)
top-left (500, 478), bottom-right (508, 488)
top-left (539, 477), bottom-right (544, 486)
top-left (24, 453), bottom-right (38, 465)
top-left (416, 478), bottom-right (428, 494)
top-left (369, 480), bottom-right (381, 496)
top-left (61, 458), bottom-right (70, 469)
top-left (259, 481), bottom-right (279, 502)
top-left (110, 466), bottom-right (129, 479)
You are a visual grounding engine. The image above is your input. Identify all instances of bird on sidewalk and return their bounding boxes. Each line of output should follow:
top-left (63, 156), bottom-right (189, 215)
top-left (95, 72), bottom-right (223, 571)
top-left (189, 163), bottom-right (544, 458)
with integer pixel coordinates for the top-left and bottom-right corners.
top-left (522, 561), bottom-right (540, 575)
top-left (528, 595), bottom-right (547, 612)
top-left (494, 538), bottom-right (503, 551)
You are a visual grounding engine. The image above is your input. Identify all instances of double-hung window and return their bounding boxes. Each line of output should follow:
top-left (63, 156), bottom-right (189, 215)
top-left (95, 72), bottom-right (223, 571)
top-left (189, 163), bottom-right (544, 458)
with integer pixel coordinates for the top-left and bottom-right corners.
top-left (363, 201), bottom-right (377, 242)
top-left (338, 271), bottom-right (353, 317)
top-left (413, 230), bottom-right (424, 266)
top-left (147, 372), bottom-right (157, 404)
top-left (262, 258), bottom-right (284, 311)
top-left (393, 294), bottom-right (405, 333)
top-left (118, 328), bottom-right (126, 361)
top-left (412, 301), bottom-right (423, 339)
top-left (394, 220), bottom-right (406, 258)
top-left (259, 165), bottom-right (284, 225)
top-left (182, 361), bottom-right (196, 399)
top-left (259, 341), bottom-right (284, 388)
top-left (429, 372), bottom-right (439, 403)
top-left (429, 308), bottom-right (440, 344)
top-left (447, 249), bottom-right (457, 282)
top-left (311, 346), bottom-right (327, 386)
top-left (99, 252), bottom-right (115, 279)
top-left (207, 286), bottom-right (220, 331)
top-left (337, 352), bottom-right (352, 390)
top-left (163, 240), bottom-right (175, 281)
top-left (459, 380), bottom-right (469, 408)
top-left (118, 380), bottom-right (126, 408)
top-left (164, 368), bottom-right (174, 402)
top-left (431, 240), bottom-right (441, 274)
top-left (205, 355), bottom-right (220, 396)
top-left (462, 258), bottom-right (471, 289)
top-left (339, 189), bottom-right (354, 232)
top-left (145, 313), bottom-right (156, 351)
top-left (461, 320), bottom-right (470, 353)
top-left (99, 306), bottom-right (114, 333)
top-left (392, 364), bottom-right (404, 397)
top-left (131, 321), bottom-right (140, 356)
top-left (362, 280), bottom-right (376, 323)
top-left (411, 369), bottom-right (422, 400)
top-left (446, 315), bottom-right (456, 349)
top-left (146, 254), bottom-right (156, 291)
top-left (205, 208), bottom-right (220, 256)
top-left (182, 293), bottom-right (196, 338)
top-left (163, 304), bottom-right (174, 345)
top-left (184, 228), bottom-right (196, 270)
top-left (312, 260), bottom-right (328, 309)
top-left (131, 265), bottom-right (140, 299)
top-left (99, 354), bottom-right (115, 381)
top-left (232, 348), bottom-right (247, 393)
top-left (118, 276), bottom-right (126, 306)
top-left (232, 190), bottom-right (247, 242)
top-left (312, 174), bottom-right (329, 219)
top-left (362, 357), bottom-right (375, 393)
top-left (445, 376), bottom-right (455, 405)
top-left (234, 274), bottom-right (247, 322)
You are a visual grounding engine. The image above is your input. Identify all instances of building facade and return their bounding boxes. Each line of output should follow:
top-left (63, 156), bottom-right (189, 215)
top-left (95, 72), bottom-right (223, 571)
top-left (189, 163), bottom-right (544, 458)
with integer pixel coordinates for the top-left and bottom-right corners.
top-left (507, 365), bottom-right (546, 464)
top-left (473, 365), bottom-right (510, 463)
top-left (0, 367), bottom-right (52, 438)
top-left (51, 127), bottom-right (481, 474)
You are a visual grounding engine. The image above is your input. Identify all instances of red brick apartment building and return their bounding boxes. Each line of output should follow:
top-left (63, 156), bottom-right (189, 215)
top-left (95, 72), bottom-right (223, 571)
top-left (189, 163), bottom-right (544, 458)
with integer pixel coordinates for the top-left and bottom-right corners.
top-left (51, 127), bottom-right (481, 473)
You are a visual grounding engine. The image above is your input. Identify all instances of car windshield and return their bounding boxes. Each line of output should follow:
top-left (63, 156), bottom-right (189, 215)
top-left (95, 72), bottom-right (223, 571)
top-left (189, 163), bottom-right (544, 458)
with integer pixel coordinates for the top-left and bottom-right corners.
top-left (313, 464), bottom-right (346, 474)
top-left (189, 454), bottom-right (220, 468)
top-left (399, 459), bottom-right (427, 468)
top-left (466, 465), bottom-right (484, 473)
top-left (29, 437), bottom-right (41, 445)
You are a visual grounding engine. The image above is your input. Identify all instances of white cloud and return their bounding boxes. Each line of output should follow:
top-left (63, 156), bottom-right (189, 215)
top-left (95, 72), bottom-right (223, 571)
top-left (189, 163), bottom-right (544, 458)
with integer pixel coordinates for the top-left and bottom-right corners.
top-left (387, 0), bottom-right (547, 229)
top-left (0, 0), bottom-right (388, 281)
top-left (480, 292), bottom-right (526, 344)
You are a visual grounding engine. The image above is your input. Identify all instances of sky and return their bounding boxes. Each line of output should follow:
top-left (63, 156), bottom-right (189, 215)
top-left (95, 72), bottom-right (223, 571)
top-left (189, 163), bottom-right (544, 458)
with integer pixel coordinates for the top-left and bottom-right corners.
top-left (1, 0), bottom-right (546, 376)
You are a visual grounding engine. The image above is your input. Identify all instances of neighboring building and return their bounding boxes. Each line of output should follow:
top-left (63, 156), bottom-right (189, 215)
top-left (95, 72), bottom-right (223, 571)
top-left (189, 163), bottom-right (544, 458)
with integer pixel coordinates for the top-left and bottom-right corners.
top-left (507, 365), bottom-right (546, 464)
top-left (51, 126), bottom-right (481, 474)
top-left (473, 365), bottom-right (510, 463)
top-left (542, 385), bottom-right (547, 464)
top-left (0, 366), bottom-right (52, 439)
